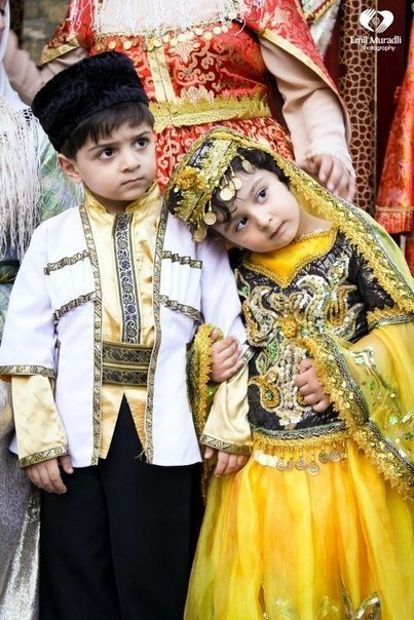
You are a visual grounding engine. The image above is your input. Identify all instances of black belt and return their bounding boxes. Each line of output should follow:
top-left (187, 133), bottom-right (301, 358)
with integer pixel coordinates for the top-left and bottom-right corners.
top-left (102, 342), bottom-right (152, 387)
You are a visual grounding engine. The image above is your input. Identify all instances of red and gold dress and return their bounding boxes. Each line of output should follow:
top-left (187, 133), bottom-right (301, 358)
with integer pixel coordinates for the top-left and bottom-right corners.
top-left (40, 0), bottom-right (350, 188)
top-left (376, 21), bottom-right (414, 273)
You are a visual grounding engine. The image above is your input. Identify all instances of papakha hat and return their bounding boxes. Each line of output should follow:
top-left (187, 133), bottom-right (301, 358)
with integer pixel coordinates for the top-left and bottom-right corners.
top-left (32, 51), bottom-right (149, 152)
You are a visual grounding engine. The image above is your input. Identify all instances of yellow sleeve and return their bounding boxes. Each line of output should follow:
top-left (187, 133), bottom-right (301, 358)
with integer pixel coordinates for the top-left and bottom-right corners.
top-left (11, 375), bottom-right (68, 468)
top-left (304, 317), bottom-right (414, 500)
top-left (201, 364), bottom-right (251, 455)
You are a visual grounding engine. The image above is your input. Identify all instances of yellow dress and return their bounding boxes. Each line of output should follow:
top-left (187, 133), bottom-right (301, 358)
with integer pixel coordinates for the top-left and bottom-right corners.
top-left (186, 230), bottom-right (414, 619)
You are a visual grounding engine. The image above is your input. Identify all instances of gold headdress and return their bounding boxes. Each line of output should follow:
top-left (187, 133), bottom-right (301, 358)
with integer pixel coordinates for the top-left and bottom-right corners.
top-left (167, 127), bottom-right (414, 311)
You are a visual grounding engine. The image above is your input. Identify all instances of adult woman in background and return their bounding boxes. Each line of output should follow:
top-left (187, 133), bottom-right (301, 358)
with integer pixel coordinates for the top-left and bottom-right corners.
top-left (4, 0), bottom-right (355, 199)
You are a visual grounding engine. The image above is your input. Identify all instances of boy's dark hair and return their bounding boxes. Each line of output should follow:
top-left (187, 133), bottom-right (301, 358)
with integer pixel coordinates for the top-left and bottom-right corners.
top-left (60, 101), bottom-right (154, 159)
top-left (211, 147), bottom-right (290, 223)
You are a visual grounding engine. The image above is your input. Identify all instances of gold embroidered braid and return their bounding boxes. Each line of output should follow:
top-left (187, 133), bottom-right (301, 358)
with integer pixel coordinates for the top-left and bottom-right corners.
top-left (187, 323), bottom-right (219, 436)
top-left (44, 250), bottom-right (90, 275)
top-left (20, 445), bottom-right (68, 468)
top-left (302, 334), bottom-right (414, 500)
top-left (367, 307), bottom-right (414, 330)
top-left (162, 250), bottom-right (202, 268)
top-left (160, 295), bottom-right (203, 323)
top-left (53, 292), bottom-right (96, 321)
top-left (0, 365), bottom-right (55, 379)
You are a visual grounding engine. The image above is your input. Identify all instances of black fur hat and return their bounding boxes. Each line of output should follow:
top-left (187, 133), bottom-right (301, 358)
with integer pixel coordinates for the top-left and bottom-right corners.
top-left (32, 51), bottom-right (149, 152)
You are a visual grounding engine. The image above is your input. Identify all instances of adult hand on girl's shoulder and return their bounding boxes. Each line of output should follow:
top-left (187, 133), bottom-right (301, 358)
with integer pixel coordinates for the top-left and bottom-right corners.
top-left (204, 446), bottom-right (249, 477)
top-left (25, 454), bottom-right (74, 494)
top-left (302, 154), bottom-right (356, 202)
top-left (294, 358), bottom-right (331, 413)
top-left (210, 329), bottom-right (243, 383)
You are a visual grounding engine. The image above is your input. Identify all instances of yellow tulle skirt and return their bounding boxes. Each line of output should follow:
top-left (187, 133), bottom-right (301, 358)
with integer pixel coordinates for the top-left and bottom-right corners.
top-left (185, 440), bottom-right (414, 619)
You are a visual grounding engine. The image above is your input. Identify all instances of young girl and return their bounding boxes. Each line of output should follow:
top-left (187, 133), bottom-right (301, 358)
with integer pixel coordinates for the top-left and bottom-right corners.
top-left (167, 128), bottom-right (414, 619)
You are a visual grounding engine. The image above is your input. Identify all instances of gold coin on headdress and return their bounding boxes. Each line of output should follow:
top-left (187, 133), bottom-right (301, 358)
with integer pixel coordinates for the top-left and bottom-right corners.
top-left (232, 177), bottom-right (242, 190)
top-left (219, 187), bottom-right (235, 202)
top-left (241, 159), bottom-right (253, 173)
top-left (203, 211), bottom-right (217, 225)
top-left (123, 40), bottom-right (133, 50)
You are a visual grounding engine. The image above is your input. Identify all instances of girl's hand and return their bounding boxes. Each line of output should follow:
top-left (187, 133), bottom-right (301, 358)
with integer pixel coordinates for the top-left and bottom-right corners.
top-left (294, 358), bottom-right (331, 413)
top-left (210, 329), bottom-right (242, 383)
top-left (204, 446), bottom-right (249, 476)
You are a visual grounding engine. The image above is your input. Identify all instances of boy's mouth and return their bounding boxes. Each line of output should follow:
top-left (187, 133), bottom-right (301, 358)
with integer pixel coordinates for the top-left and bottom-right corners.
top-left (122, 177), bottom-right (144, 186)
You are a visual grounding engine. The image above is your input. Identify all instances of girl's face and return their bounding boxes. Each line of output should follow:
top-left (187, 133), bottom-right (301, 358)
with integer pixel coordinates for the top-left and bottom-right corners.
top-left (213, 167), bottom-right (303, 253)
top-left (0, 1), bottom-right (7, 43)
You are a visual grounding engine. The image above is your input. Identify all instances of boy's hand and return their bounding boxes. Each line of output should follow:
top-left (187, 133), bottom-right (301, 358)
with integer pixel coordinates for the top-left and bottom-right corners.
top-left (294, 358), bottom-right (331, 413)
top-left (211, 329), bottom-right (242, 383)
top-left (302, 154), bottom-right (356, 201)
top-left (204, 446), bottom-right (249, 477)
top-left (25, 454), bottom-right (74, 494)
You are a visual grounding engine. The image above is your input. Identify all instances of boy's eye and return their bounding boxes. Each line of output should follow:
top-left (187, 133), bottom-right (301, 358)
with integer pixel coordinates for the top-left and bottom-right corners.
top-left (235, 216), bottom-right (248, 232)
top-left (135, 137), bottom-right (149, 149)
top-left (98, 147), bottom-right (114, 159)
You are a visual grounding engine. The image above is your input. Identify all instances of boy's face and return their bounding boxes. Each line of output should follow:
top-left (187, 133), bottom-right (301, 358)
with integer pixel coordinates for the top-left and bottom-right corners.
top-left (59, 120), bottom-right (157, 213)
top-left (0, 1), bottom-right (7, 42)
top-left (213, 167), bottom-right (302, 253)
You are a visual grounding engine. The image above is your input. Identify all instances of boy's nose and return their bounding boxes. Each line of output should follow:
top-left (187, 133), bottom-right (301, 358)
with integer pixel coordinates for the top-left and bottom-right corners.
top-left (121, 151), bottom-right (140, 171)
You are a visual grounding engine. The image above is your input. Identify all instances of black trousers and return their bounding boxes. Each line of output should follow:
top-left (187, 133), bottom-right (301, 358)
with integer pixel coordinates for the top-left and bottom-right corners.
top-left (39, 399), bottom-right (203, 620)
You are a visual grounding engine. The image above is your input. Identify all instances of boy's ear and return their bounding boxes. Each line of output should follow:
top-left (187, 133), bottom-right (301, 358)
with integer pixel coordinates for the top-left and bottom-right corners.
top-left (57, 154), bottom-right (82, 184)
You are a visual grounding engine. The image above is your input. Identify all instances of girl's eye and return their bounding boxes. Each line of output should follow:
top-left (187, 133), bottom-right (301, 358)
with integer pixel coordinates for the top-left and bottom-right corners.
top-left (98, 148), bottom-right (114, 159)
top-left (235, 216), bottom-right (248, 232)
top-left (257, 188), bottom-right (267, 201)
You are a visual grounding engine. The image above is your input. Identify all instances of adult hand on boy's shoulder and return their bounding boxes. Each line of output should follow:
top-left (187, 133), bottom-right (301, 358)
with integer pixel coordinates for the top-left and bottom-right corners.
top-left (210, 329), bottom-right (242, 383)
top-left (25, 454), bottom-right (74, 494)
top-left (204, 446), bottom-right (249, 477)
top-left (294, 358), bottom-right (331, 413)
top-left (302, 154), bottom-right (356, 202)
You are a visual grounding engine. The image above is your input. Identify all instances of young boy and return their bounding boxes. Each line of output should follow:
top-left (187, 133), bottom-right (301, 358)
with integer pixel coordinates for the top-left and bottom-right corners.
top-left (0, 53), bottom-right (246, 619)
top-left (167, 128), bottom-right (414, 619)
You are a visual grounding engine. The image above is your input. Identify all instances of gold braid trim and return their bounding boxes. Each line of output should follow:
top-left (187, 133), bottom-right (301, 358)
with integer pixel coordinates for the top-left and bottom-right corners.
top-left (152, 93), bottom-right (271, 133)
top-left (20, 445), bottom-right (68, 468)
top-left (252, 427), bottom-right (348, 474)
top-left (200, 434), bottom-right (251, 455)
top-left (187, 323), bottom-right (218, 436)
top-left (367, 307), bottom-right (414, 330)
top-left (304, 0), bottom-right (338, 25)
top-left (302, 335), bottom-right (414, 500)
top-left (40, 37), bottom-right (80, 64)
